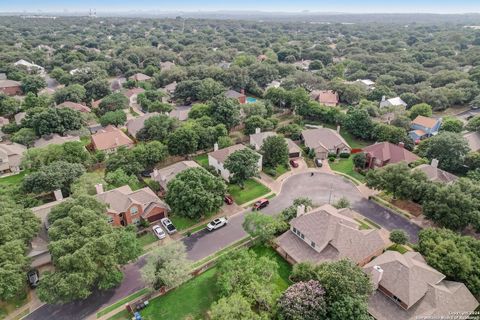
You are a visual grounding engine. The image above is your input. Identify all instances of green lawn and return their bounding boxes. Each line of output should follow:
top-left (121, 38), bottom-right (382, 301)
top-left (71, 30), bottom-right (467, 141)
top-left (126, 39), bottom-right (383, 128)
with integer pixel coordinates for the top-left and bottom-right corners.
top-left (387, 244), bottom-right (409, 254)
top-left (170, 215), bottom-right (201, 231)
top-left (107, 309), bottom-right (130, 320)
top-left (0, 170), bottom-right (30, 187)
top-left (264, 164), bottom-right (290, 179)
top-left (228, 179), bottom-right (271, 205)
top-left (80, 136), bottom-right (91, 146)
top-left (250, 245), bottom-right (292, 294)
top-left (194, 154), bottom-right (209, 168)
top-left (97, 288), bottom-right (149, 318)
top-left (137, 233), bottom-right (158, 247)
top-left (329, 156), bottom-right (366, 183)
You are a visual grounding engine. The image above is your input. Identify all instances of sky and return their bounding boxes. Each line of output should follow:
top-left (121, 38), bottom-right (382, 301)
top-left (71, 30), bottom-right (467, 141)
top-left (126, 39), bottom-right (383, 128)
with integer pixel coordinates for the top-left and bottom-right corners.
top-left (1, 0), bottom-right (480, 14)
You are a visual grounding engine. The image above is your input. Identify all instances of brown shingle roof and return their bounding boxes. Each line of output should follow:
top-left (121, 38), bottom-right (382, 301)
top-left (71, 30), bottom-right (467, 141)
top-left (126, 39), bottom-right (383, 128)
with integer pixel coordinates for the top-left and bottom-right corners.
top-left (57, 101), bottom-right (91, 113)
top-left (151, 161), bottom-right (200, 190)
top-left (316, 90), bottom-right (339, 105)
top-left (414, 164), bottom-right (457, 184)
top-left (464, 131), bottom-right (480, 152)
top-left (225, 90), bottom-right (245, 99)
top-left (208, 144), bottom-right (247, 164)
top-left (126, 112), bottom-right (160, 137)
top-left (363, 142), bottom-right (419, 165)
top-left (34, 134), bottom-right (80, 148)
top-left (129, 73), bottom-right (151, 81)
top-left (411, 116), bottom-right (438, 129)
top-left (302, 128), bottom-right (350, 152)
top-left (124, 88), bottom-right (145, 98)
top-left (91, 125), bottom-right (134, 151)
top-left (0, 79), bottom-right (21, 88)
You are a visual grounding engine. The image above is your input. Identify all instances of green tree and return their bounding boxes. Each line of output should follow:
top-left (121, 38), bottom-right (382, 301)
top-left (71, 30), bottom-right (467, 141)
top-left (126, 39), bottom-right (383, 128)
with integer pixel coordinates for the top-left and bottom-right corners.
top-left (243, 212), bottom-right (287, 244)
top-left (136, 114), bottom-right (178, 142)
top-left (105, 168), bottom-right (139, 190)
top-left (97, 93), bottom-right (129, 115)
top-left (11, 128), bottom-right (36, 147)
top-left (105, 147), bottom-right (143, 175)
top-left (210, 293), bottom-right (261, 320)
top-left (389, 229), bottom-right (408, 245)
top-left (466, 115), bottom-right (480, 132)
top-left (31, 108), bottom-right (82, 136)
top-left (343, 108), bottom-right (374, 140)
top-left (409, 103), bottom-right (433, 120)
top-left (54, 84), bottom-right (86, 104)
top-left (261, 135), bottom-right (289, 168)
top-left (197, 78), bottom-right (225, 101)
top-left (280, 197), bottom-right (314, 222)
top-left (352, 152), bottom-right (367, 169)
top-left (333, 197), bottom-right (350, 209)
top-left (210, 96), bottom-right (241, 130)
top-left (165, 168), bottom-right (226, 219)
top-left (22, 75), bottom-right (46, 95)
top-left (224, 148), bottom-right (260, 187)
top-left (416, 132), bottom-right (469, 172)
top-left (440, 117), bottom-right (463, 133)
top-left (132, 141), bottom-right (168, 170)
top-left (217, 136), bottom-right (233, 149)
top-left (244, 116), bottom-right (274, 135)
top-left (167, 126), bottom-right (199, 156)
top-left (277, 280), bottom-right (327, 320)
top-left (84, 78), bottom-right (111, 101)
top-left (141, 241), bottom-right (191, 290)
top-left (99, 110), bottom-right (127, 127)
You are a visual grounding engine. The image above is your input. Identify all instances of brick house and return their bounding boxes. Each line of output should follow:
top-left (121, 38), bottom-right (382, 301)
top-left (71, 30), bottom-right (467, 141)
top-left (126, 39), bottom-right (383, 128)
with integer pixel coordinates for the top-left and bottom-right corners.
top-left (301, 127), bottom-right (351, 160)
top-left (0, 80), bottom-right (22, 96)
top-left (310, 90), bottom-right (339, 107)
top-left (362, 142), bottom-right (419, 169)
top-left (91, 125), bottom-right (134, 153)
top-left (95, 184), bottom-right (170, 227)
top-left (225, 89), bottom-right (246, 104)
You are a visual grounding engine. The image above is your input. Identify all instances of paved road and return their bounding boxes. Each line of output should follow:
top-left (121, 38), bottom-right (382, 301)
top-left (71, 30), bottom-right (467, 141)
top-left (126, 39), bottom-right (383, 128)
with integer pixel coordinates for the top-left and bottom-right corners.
top-left (26, 172), bottom-right (420, 320)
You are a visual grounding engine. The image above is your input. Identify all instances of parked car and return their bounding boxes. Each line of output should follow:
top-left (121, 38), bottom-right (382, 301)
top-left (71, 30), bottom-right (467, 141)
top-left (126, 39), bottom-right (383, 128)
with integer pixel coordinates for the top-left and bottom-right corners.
top-left (315, 158), bottom-right (323, 167)
top-left (207, 217), bottom-right (228, 231)
top-left (289, 159), bottom-right (299, 168)
top-left (27, 269), bottom-right (39, 288)
top-left (224, 195), bottom-right (233, 205)
top-left (253, 198), bottom-right (269, 210)
top-left (160, 218), bottom-right (177, 234)
top-left (152, 224), bottom-right (166, 240)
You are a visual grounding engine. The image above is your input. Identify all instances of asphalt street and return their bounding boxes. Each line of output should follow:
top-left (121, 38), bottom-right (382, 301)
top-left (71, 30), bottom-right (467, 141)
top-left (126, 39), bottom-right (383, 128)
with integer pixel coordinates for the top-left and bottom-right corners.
top-left (26, 172), bottom-right (421, 320)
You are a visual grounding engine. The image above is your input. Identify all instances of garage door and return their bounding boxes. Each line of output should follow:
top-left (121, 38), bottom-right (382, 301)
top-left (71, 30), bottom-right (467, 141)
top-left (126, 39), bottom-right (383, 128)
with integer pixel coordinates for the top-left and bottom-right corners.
top-left (147, 212), bottom-right (165, 222)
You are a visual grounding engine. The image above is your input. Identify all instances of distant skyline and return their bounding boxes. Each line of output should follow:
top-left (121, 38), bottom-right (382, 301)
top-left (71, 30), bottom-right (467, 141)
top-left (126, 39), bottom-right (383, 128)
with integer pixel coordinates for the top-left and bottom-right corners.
top-left (1, 0), bottom-right (480, 14)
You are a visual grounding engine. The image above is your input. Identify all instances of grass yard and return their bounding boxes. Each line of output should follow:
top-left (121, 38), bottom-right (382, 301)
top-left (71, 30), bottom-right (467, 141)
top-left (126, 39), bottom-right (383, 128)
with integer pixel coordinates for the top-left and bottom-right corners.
top-left (329, 156), bottom-right (366, 183)
top-left (228, 179), bottom-right (271, 205)
top-left (250, 245), bottom-right (292, 294)
top-left (387, 244), bottom-right (409, 254)
top-left (97, 289), bottom-right (149, 318)
top-left (106, 309), bottom-right (130, 320)
top-left (137, 232), bottom-right (158, 247)
top-left (0, 291), bottom-right (28, 319)
top-left (170, 215), bottom-right (202, 231)
top-left (0, 170), bottom-right (30, 187)
top-left (264, 164), bottom-right (290, 179)
top-left (194, 154), bottom-right (209, 168)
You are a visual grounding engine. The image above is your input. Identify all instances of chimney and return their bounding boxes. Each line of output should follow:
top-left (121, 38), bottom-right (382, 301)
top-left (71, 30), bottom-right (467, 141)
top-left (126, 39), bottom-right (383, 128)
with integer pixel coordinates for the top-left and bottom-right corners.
top-left (336, 125), bottom-right (341, 133)
top-left (296, 204), bottom-right (306, 217)
top-left (381, 95), bottom-right (386, 102)
top-left (214, 143), bottom-right (219, 151)
top-left (398, 142), bottom-right (404, 148)
top-left (371, 265), bottom-right (384, 290)
top-left (95, 183), bottom-right (104, 194)
top-left (255, 127), bottom-right (261, 134)
top-left (240, 88), bottom-right (245, 95)
top-left (115, 137), bottom-right (119, 146)
top-left (53, 189), bottom-right (63, 201)
top-left (431, 158), bottom-right (439, 168)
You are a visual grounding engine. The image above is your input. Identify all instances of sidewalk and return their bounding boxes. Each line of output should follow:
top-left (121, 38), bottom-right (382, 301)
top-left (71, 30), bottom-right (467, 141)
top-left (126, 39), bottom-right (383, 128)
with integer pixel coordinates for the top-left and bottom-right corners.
top-left (5, 290), bottom-right (43, 320)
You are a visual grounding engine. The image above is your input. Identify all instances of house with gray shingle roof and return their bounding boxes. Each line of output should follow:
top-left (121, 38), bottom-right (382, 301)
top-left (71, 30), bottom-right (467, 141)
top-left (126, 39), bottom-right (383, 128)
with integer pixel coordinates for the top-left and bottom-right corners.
top-left (249, 128), bottom-right (301, 158)
top-left (464, 131), bottom-right (480, 152)
top-left (208, 144), bottom-right (262, 181)
top-left (413, 159), bottom-right (457, 184)
top-left (151, 161), bottom-right (200, 191)
top-left (275, 204), bottom-right (387, 266)
top-left (301, 127), bottom-right (351, 159)
top-left (364, 251), bottom-right (478, 320)
top-left (126, 112), bottom-right (160, 138)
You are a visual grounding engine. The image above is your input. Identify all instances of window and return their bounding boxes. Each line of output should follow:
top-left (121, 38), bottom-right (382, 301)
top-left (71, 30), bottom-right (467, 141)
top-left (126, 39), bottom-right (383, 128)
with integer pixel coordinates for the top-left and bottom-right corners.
top-left (292, 227), bottom-right (297, 234)
top-left (130, 207), bottom-right (138, 215)
top-left (311, 241), bottom-right (316, 248)
top-left (300, 233), bottom-right (305, 239)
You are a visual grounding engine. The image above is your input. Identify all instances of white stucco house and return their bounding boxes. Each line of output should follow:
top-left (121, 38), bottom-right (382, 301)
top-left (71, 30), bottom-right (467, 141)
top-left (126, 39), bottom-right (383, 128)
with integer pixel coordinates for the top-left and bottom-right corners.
top-left (208, 144), bottom-right (262, 181)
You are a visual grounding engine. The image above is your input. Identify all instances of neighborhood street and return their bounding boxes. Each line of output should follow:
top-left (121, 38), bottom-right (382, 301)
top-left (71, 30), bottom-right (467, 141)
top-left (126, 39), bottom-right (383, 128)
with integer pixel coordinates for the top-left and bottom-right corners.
top-left (25, 172), bottom-right (421, 320)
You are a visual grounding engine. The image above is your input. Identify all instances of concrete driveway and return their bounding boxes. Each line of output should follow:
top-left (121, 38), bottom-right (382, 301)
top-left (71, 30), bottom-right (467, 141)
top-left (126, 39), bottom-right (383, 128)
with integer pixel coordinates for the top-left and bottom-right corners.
top-left (25, 172), bottom-right (421, 320)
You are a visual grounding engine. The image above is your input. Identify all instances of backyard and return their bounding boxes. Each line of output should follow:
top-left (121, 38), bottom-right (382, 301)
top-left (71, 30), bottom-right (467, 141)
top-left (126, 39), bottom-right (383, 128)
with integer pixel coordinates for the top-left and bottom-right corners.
top-left (193, 154), bottom-right (209, 168)
top-left (227, 179), bottom-right (271, 205)
top-left (0, 170), bottom-right (29, 187)
top-left (329, 156), bottom-right (366, 183)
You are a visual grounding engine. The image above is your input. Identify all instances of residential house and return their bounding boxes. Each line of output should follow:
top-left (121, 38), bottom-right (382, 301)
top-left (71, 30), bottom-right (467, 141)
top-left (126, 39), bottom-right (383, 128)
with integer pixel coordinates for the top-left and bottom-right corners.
top-left (95, 184), bottom-right (169, 227)
top-left (164, 82), bottom-right (177, 95)
top-left (275, 204), bottom-right (387, 266)
top-left (129, 73), bottom-right (151, 82)
top-left (266, 80), bottom-right (281, 90)
top-left (208, 144), bottom-right (262, 181)
top-left (34, 134), bottom-right (80, 148)
top-left (356, 79), bottom-right (375, 90)
top-left (249, 128), bottom-right (301, 158)
top-left (414, 159), bottom-right (457, 184)
top-left (463, 131), bottom-right (480, 152)
top-left (364, 251), bottom-right (479, 320)
top-left (409, 116), bottom-right (442, 142)
top-left (0, 80), bottom-right (22, 96)
top-left (14, 112), bottom-right (26, 125)
top-left (310, 90), bottom-right (339, 107)
top-left (168, 106), bottom-right (191, 122)
top-left (126, 112), bottom-right (160, 138)
top-left (292, 60), bottom-right (312, 70)
top-left (380, 96), bottom-right (408, 108)
top-left (124, 88), bottom-right (145, 106)
top-left (151, 160), bottom-right (201, 192)
top-left (301, 127), bottom-right (351, 159)
top-left (160, 61), bottom-right (175, 71)
top-left (0, 117), bottom-right (9, 140)
top-left (225, 89), bottom-right (246, 104)
top-left (14, 59), bottom-right (45, 74)
top-left (363, 142), bottom-right (419, 169)
top-left (0, 142), bottom-right (27, 174)
top-left (91, 125), bottom-right (134, 153)
top-left (57, 101), bottom-right (92, 113)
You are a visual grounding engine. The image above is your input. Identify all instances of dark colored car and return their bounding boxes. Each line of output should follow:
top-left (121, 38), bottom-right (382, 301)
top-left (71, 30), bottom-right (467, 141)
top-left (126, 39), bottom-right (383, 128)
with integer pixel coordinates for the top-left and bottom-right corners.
top-left (224, 195), bottom-right (233, 205)
top-left (253, 198), bottom-right (269, 210)
top-left (27, 269), bottom-right (39, 288)
top-left (289, 159), bottom-right (299, 168)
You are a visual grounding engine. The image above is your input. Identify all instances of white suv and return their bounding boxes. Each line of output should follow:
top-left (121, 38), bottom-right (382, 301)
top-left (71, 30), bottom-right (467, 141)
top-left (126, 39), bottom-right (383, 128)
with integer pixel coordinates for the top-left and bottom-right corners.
top-left (160, 218), bottom-right (177, 234)
top-left (207, 217), bottom-right (228, 231)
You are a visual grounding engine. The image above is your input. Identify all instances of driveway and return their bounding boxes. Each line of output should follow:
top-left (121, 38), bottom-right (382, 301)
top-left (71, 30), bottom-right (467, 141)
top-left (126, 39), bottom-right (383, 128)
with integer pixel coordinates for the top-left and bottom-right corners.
top-left (25, 172), bottom-right (420, 320)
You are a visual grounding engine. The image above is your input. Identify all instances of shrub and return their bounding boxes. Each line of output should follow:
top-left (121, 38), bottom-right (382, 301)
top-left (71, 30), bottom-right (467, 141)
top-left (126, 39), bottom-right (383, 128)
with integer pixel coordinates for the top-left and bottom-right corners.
top-left (339, 152), bottom-right (350, 158)
top-left (328, 156), bottom-right (336, 162)
top-left (264, 167), bottom-right (277, 177)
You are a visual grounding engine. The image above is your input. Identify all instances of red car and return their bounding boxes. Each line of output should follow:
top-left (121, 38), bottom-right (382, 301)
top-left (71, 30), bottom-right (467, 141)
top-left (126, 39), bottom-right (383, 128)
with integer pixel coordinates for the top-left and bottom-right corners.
top-left (224, 195), bottom-right (233, 205)
top-left (289, 159), bottom-right (299, 168)
top-left (253, 198), bottom-right (269, 210)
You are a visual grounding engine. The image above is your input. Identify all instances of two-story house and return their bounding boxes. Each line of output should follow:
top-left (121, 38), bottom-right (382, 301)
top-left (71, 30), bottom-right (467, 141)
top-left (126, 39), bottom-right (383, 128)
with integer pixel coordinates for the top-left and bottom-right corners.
top-left (409, 116), bottom-right (442, 142)
top-left (275, 204), bottom-right (387, 266)
top-left (208, 144), bottom-right (262, 181)
top-left (364, 251), bottom-right (478, 320)
top-left (95, 184), bottom-right (170, 227)
top-left (301, 127), bottom-right (351, 159)
top-left (151, 160), bottom-right (201, 192)
top-left (362, 142), bottom-right (419, 169)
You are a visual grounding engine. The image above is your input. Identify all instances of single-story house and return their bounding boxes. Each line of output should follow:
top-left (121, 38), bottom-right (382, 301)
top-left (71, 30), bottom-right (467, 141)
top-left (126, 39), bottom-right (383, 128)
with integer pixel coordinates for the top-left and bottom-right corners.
top-left (275, 204), bottom-right (387, 266)
top-left (414, 159), bottom-right (457, 184)
top-left (363, 142), bottom-right (419, 169)
top-left (356, 79), bottom-right (375, 90)
top-left (34, 134), bottom-right (80, 148)
top-left (151, 160), bottom-right (201, 191)
top-left (95, 184), bottom-right (169, 227)
top-left (57, 101), bottom-right (92, 113)
top-left (14, 59), bottom-right (45, 74)
top-left (249, 128), bottom-right (302, 158)
top-left (91, 125), bottom-right (134, 153)
top-left (0, 142), bottom-right (27, 174)
top-left (379, 96), bottom-right (408, 109)
top-left (124, 88), bottom-right (145, 106)
top-left (408, 116), bottom-right (442, 142)
top-left (310, 90), bottom-right (339, 107)
top-left (164, 82), bottom-right (177, 94)
top-left (129, 73), bottom-right (151, 82)
top-left (364, 251), bottom-right (479, 320)
top-left (208, 144), bottom-right (262, 181)
top-left (160, 61), bottom-right (175, 71)
top-left (301, 127), bottom-right (351, 159)
top-left (0, 80), bottom-right (22, 96)
top-left (168, 105), bottom-right (192, 121)
top-left (126, 112), bottom-right (160, 138)
top-left (225, 89), bottom-right (246, 104)
top-left (266, 80), bottom-right (281, 89)
top-left (463, 131), bottom-right (480, 152)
